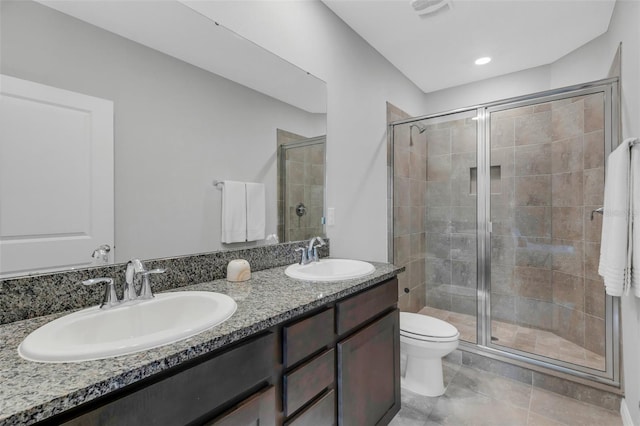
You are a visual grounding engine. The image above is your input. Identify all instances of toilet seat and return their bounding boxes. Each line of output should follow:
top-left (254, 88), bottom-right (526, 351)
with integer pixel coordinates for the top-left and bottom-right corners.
top-left (400, 312), bottom-right (459, 343)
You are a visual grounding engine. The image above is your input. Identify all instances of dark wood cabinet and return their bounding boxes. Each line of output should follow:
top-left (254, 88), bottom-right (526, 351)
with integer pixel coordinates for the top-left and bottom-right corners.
top-left (281, 278), bottom-right (399, 426)
top-left (337, 309), bottom-right (400, 426)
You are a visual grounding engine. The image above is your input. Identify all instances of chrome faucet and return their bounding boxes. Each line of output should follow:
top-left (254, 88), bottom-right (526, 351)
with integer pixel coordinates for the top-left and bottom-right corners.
top-left (82, 259), bottom-right (166, 309)
top-left (296, 236), bottom-right (326, 265)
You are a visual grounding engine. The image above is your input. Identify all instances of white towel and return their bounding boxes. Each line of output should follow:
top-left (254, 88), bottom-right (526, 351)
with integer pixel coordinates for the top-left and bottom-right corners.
top-left (599, 138), bottom-right (635, 296)
top-left (631, 143), bottom-right (640, 296)
top-left (246, 182), bottom-right (266, 242)
top-left (221, 180), bottom-right (247, 243)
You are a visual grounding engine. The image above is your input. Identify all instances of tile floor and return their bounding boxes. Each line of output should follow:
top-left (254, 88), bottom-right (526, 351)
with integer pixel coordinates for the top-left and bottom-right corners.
top-left (419, 307), bottom-right (605, 371)
top-left (389, 358), bottom-right (622, 426)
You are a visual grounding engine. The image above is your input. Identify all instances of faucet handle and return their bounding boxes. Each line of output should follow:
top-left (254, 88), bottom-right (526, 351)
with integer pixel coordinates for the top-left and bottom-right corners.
top-left (309, 236), bottom-right (325, 262)
top-left (82, 278), bottom-right (119, 309)
top-left (138, 268), bottom-right (167, 300)
top-left (295, 247), bottom-right (309, 265)
top-left (311, 246), bottom-right (322, 262)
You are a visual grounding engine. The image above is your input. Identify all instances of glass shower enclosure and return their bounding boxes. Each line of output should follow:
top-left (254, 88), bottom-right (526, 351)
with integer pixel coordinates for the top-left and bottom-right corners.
top-left (390, 78), bottom-right (619, 386)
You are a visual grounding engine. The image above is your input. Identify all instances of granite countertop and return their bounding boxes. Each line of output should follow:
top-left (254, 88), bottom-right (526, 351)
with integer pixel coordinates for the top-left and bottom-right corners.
top-left (0, 261), bottom-right (402, 425)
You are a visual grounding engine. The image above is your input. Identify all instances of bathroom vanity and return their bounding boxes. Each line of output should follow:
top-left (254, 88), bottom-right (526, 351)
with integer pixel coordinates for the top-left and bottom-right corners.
top-left (0, 262), bottom-right (402, 426)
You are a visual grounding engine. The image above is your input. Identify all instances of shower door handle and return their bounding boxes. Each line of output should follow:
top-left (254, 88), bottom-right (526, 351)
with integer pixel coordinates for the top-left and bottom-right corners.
top-left (487, 221), bottom-right (493, 233)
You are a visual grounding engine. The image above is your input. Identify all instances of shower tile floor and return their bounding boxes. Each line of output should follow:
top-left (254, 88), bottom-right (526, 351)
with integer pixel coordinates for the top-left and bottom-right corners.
top-left (389, 358), bottom-right (622, 426)
top-left (419, 307), bottom-right (605, 371)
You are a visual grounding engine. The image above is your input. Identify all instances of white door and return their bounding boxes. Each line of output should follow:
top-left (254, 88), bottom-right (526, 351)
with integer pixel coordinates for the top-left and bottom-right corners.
top-left (0, 75), bottom-right (114, 276)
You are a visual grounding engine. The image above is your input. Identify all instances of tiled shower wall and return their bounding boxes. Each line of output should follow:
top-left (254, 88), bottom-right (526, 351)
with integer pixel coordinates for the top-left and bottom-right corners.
top-left (389, 103), bottom-right (428, 312)
top-left (489, 93), bottom-right (606, 356)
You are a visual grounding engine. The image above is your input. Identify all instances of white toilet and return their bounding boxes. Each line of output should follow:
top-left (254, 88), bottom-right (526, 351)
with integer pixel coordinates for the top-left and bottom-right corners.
top-left (400, 312), bottom-right (460, 397)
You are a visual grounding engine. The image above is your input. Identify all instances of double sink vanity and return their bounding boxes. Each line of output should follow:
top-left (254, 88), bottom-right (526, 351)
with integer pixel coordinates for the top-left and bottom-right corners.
top-left (0, 246), bottom-right (403, 425)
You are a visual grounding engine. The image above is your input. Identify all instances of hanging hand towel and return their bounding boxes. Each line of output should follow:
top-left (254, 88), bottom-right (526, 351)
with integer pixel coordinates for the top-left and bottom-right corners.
top-left (631, 142), bottom-right (640, 296)
top-left (246, 182), bottom-right (266, 242)
top-left (221, 180), bottom-right (247, 243)
top-left (599, 138), bottom-right (634, 296)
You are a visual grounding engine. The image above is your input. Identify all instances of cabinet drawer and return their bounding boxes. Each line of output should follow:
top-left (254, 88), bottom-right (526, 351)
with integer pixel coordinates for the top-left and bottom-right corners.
top-left (283, 348), bottom-right (335, 417)
top-left (283, 308), bottom-right (334, 367)
top-left (285, 390), bottom-right (336, 426)
top-left (207, 385), bottom-right (275, 426)
top-left (60, 332), bottom-right (275, 426)
top-left (336, 278), bottom-right (397, 336)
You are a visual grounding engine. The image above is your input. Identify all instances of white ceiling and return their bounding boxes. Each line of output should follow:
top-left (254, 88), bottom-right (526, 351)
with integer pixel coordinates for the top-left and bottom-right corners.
top-left (322, 0), bottom-right (616, 93)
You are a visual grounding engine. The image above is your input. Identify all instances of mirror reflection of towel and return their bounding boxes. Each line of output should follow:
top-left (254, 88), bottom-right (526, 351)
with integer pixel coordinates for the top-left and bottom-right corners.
top-left (246, 182), bottom-right (266, 242)
top-left (221, 180), bottom-right (246, 243)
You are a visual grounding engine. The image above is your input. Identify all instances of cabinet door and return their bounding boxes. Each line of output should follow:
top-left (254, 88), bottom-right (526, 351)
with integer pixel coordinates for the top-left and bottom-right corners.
top-left (206, 386), bottom-right (275, 426)
top-left (337, 309), bottom-right (400, 426)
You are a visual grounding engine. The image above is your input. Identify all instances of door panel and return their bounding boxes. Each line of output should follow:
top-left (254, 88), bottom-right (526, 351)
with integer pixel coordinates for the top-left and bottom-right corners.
top-left (488, 91), bottom-right (607, 372)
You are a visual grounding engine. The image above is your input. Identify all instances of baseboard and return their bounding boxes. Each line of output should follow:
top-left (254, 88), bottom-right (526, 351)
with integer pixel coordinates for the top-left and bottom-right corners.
top-left (621, 398), bottom-right (634, 426)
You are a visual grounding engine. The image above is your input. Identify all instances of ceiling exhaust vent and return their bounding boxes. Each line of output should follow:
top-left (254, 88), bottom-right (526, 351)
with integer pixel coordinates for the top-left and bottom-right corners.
top-left (410, 0), bottom-right (452, 17)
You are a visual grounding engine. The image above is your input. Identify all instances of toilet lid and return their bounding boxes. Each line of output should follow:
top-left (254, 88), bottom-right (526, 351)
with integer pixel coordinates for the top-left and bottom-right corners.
top-left (400, 312), bottom-right (459, 341)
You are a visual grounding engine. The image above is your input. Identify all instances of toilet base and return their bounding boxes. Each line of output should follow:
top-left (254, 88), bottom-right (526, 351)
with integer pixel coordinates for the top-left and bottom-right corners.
top-left (401, 356), bottom-right (445, 397)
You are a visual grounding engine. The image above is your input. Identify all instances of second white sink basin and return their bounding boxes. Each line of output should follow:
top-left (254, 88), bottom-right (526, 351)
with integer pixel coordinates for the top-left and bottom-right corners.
top-left (285, 258), bottom-right (375, 282)
top-left (18, 291), bottom-right (237, 363)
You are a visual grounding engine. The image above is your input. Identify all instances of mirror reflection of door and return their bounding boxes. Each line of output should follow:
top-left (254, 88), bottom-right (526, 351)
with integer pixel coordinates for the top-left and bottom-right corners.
top-left (277, 130), bottom-right (326, 243)
top-left (0, 75), bottom-right (114, 277)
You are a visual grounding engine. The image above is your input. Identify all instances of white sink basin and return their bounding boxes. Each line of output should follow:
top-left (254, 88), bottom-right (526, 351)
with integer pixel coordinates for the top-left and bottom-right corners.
top-left (18, 291), bottom-right (237, 363)
top-left (285, 258), bottom-right (375, 282)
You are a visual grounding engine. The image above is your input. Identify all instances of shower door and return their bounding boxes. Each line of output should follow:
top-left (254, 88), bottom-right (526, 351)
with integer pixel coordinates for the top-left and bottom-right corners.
top-left (392, 109), bottom-right (479, 344)
top-left (390, 78), bottom-right (619, 385)
top-left (484, 82), bottom-right (618, 382)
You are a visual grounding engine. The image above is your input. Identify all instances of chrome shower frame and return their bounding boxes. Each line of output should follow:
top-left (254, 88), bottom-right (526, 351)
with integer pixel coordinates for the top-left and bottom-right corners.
top-left (388, 77), bottom-right (621, 388)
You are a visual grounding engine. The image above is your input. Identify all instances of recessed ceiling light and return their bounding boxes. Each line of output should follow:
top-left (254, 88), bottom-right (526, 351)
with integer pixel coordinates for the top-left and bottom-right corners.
top-left (475, 57), bottom-right (492, 65)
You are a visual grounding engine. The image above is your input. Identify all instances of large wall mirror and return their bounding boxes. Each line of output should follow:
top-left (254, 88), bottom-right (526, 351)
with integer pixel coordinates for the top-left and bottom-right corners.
top-left (0, 0), bottom-right (327, 277)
